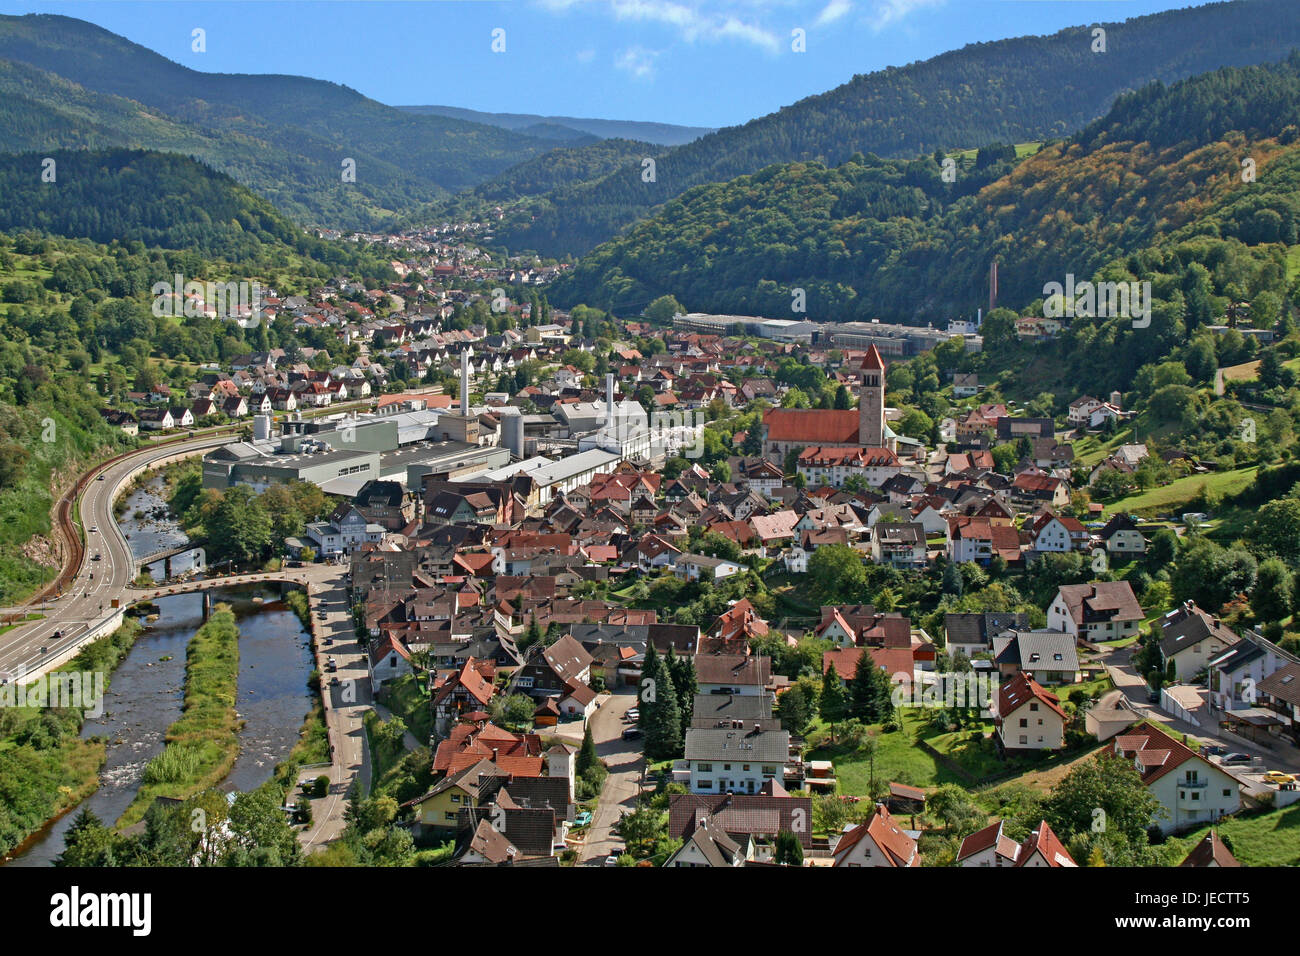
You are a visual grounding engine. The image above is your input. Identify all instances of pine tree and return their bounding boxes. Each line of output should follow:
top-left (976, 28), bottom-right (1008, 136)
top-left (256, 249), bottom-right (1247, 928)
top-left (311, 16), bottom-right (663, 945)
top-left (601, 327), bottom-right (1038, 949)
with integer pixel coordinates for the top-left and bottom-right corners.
top-left (576, 722), bottom-right (599, 777)
top-left (774, 830), bottom-right (804, 866)
top-left (639, 641), bottom-right (660, 732)
top-left (646, 665), bottom-right (682, 761)
top-left (849, 649), bottom-right (876, 721)
top-left (820, 664), bottom-right (848, 741)
top-left (871, 665), bottom-right (896, 723)
top-left (670, 652), bottom-right (697, 737)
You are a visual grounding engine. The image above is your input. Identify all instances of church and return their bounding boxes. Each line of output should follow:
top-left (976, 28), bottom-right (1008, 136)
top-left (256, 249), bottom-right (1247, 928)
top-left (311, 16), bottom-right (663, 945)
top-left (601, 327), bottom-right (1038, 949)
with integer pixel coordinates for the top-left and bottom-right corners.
top-left (761, 344), bottom-right (897, 465)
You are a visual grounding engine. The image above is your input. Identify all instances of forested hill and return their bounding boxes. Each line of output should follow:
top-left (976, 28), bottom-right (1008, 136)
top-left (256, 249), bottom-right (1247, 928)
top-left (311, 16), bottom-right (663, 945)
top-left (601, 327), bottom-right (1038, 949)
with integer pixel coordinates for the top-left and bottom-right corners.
top-left (0, 14), bottom-right (562, 230)
top-left (409, 137), bottom-right (660, 226)
top-left (0, 149), bottom-right (394, 273)
top-left (486, 0), bottom-right (1300, 258)
top-left (549, 54), bottom-right (1300, 327)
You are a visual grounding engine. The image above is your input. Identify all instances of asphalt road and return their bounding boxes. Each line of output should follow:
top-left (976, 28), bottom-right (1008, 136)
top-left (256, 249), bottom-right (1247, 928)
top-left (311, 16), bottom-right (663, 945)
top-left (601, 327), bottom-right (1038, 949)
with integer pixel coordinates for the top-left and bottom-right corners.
top-left (0, 433), bottom-right (231, 679)
top-left (579, 689), bottom-right (644, 865)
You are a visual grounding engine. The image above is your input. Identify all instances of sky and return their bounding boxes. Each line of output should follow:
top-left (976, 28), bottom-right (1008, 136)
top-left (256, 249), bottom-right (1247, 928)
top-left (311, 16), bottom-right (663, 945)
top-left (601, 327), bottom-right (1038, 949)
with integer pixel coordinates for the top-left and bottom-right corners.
top-left (0, 0), bottom-right (1225, 128)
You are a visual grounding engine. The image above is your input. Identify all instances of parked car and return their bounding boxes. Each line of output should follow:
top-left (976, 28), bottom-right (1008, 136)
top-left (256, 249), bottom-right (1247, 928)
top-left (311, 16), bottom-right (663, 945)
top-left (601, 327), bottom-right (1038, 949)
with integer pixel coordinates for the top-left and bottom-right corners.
top-left (573, 811), bottom-right (592, 827)
top-left (326, 658), bottom-right (337, 672)
top-left (1263, 770), bottom-right (1297, 785)
top-left (624, 708), bottom-right (639, 722)
top-left (621, 727), bottom-right (643, 741)
top-left (1221, 752), bottom-right (1253, 766)
top-left (329, 676), bottom-right (340, 687)
top-left (1201, 744), bottom-right (1226, 757)
top-left (604, 854), bottom-right (622, 867)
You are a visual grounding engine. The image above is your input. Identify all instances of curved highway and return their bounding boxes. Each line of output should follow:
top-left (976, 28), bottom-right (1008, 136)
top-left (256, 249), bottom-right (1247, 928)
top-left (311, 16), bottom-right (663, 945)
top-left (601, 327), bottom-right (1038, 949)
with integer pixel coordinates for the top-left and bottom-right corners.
top-left (0, 433), bottom-right (233, 679)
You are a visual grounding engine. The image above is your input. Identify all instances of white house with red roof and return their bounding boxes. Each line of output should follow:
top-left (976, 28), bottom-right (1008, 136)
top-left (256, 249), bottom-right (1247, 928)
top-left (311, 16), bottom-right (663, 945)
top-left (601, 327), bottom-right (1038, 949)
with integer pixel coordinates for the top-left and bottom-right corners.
top-left (1110, 722), bottom-right (1241, 833)
top-left (956, 819), bottom-right (1077, 867)
top-left (995, 672), bottom-right (1068, 751)
top-left (831, 804), bottom-right (919, 867)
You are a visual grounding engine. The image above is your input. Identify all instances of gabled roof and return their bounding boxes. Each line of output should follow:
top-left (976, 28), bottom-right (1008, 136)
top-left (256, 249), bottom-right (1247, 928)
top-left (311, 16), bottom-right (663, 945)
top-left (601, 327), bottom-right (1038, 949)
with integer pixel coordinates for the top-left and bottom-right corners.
top-left (833, 804), bottom-right (918, 867)
top-left (1179, 830), bottom-right (1241, 867)
top-left (956, 819), bottom-right (1020, 865)
top-left (997, 671), bottom-right (1068, 722)
top-left (1016, 820), bottom-right (1076, 867)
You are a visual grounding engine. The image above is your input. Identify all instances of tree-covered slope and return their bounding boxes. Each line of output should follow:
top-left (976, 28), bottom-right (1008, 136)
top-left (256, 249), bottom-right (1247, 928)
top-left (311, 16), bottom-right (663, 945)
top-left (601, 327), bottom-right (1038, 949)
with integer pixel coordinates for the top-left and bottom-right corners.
top-left (0, 14), bottom-right (563, 229)
top-left (488, 0), bottom-right (1300, 257)
top-left (550, 54), bottom-right (1300, 324)
top-left (0, 149), bottom-right (400, 272)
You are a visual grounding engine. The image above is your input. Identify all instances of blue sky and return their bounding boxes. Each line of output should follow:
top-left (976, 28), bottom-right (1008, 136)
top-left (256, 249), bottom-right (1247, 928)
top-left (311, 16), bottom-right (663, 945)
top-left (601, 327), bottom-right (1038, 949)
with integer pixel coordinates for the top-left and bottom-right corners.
top-left (1, 0), bottom-right (1221, 128)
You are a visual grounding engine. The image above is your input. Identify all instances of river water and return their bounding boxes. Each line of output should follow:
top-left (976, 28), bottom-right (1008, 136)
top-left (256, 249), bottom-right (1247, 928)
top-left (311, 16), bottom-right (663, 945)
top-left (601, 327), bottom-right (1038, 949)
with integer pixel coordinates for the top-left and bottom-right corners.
top-left (4, 477), bottom-right (314, 867)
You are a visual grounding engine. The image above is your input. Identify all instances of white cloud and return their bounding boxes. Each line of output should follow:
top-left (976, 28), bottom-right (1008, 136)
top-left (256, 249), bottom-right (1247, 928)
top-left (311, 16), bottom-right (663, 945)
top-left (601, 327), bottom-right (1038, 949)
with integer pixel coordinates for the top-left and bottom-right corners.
top-left (615, 45), bottom-right (660, 80)
top-left (814, 0), bottom-right (852, 27)
top-left (535, 0), bottom-right (782, 54)
top-left (866, 0), bottom-right (946, 33)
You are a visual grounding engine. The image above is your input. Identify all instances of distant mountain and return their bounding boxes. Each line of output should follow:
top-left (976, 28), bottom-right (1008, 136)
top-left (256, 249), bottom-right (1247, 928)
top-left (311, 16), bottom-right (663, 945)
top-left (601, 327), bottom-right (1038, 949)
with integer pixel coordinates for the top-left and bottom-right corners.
top-left (399, 105), bottom-right (714, 147)
top-left (0, 14), bottom-right (563, 230)
top-left (0, 148), bottom-right (388, 270)
top-left (408, 137), bottom-right (659, 228)
top-left (488, 0), bottom-right (1300, 258)
top-left (550, 53), bottom-right (1300, 332)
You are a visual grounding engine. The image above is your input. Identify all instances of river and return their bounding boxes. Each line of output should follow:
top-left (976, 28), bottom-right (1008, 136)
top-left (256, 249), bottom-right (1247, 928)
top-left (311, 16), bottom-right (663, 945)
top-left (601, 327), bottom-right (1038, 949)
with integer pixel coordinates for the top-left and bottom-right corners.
top-left (4, 477), bottom-right (315, 867)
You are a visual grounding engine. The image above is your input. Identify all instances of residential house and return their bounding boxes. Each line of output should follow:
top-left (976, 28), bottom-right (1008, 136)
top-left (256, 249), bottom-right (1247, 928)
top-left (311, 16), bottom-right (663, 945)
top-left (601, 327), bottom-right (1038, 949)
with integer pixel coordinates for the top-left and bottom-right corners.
top-left (1047, 582), bottom-right (1144, 642)
top-left (995, 672), bottom-right (1068, 751)
top-left (831, 804), bottom-right (919, 868)
top-left (1158, 601), bottom-right (1242, 683)
top-left (1110, 722), bottom-right (1240, 834)
top-left (956, 819), bottom-right (1076, 867)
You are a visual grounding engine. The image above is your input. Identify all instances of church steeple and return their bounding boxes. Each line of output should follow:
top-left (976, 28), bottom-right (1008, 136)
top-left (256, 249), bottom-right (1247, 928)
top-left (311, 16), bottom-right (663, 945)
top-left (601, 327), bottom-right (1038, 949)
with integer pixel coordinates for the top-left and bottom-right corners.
top-left (859, 344), bottom-right (885, 447)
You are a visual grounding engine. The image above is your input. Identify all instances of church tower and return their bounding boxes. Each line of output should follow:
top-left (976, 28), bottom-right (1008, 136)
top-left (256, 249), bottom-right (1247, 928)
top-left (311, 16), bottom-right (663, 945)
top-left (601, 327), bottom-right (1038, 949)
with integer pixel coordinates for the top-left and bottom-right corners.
top-left (859, 344), bottom-right (885, 447)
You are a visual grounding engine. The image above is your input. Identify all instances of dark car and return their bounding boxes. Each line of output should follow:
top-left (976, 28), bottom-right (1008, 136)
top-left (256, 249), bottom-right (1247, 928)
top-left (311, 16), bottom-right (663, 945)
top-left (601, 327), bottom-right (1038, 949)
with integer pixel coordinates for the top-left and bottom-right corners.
top-left (621, 727), bottom-right (643, 741)
top-left (1221, 752), bottom-right (1253, 765)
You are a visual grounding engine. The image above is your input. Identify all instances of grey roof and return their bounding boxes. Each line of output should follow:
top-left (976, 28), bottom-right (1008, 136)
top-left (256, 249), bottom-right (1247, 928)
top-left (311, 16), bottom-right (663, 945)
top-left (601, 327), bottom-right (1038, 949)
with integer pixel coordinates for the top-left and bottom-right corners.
top-left (1159, 602), bottom-right (1240, 659)
top-left (995, 630), bottom-right (1080, 673)
top-left (684, 726), bottom-right (790, 763)
top-left (945, 612), bottom-right (1030, 647)
top-left (691, 694), bottom-right (777, 729)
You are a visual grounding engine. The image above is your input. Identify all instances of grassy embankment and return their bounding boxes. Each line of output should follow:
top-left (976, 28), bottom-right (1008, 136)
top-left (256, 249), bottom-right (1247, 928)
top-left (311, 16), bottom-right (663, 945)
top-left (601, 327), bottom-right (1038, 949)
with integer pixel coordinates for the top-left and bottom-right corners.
top-left (0, 617), bottom-right (142, 857)
top-left (117, 606), bottom-right (243, 828)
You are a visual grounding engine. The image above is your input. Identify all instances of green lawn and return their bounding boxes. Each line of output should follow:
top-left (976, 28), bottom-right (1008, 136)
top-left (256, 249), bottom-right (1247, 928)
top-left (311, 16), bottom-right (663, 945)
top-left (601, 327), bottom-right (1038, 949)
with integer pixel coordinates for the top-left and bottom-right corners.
top-left (1164, 803), bottom-right (1300, 867)
top-left (1104, 466), bottom-right (1260, 516)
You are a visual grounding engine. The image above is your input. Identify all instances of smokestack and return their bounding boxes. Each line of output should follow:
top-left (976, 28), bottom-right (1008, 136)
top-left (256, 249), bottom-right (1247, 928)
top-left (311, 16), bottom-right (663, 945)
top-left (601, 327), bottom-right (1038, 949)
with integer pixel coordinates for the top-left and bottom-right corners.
top-left (460, 349), bottom-right (470, 417)
top-left (605, 372), bottom-right (616, 431)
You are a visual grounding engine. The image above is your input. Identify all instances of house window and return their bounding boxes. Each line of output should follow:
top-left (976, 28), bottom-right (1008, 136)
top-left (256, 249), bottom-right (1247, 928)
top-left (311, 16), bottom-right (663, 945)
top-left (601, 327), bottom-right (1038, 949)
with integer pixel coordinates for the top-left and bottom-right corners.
top-left (698, 763), bottom-right (712, 773)
top-left (1019, 719), bottom-right (1028, 728)
top-left (1030, 703), bottom-right (1039, 712)
top-left (1019, 735), bottom-right (1028, 745)
top-left (699, 780), bottom-right (712, 790)
top-left (1223, 789), bottom-right (1232, 797)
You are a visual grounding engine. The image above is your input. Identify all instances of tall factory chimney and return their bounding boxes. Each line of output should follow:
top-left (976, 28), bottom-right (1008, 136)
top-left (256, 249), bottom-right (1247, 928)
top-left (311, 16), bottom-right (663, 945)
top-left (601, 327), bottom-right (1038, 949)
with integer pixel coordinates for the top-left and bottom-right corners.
top-left (605, 372), bottom-right (616, 431)
top-left (460, 349), bottom-right (470, 417)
